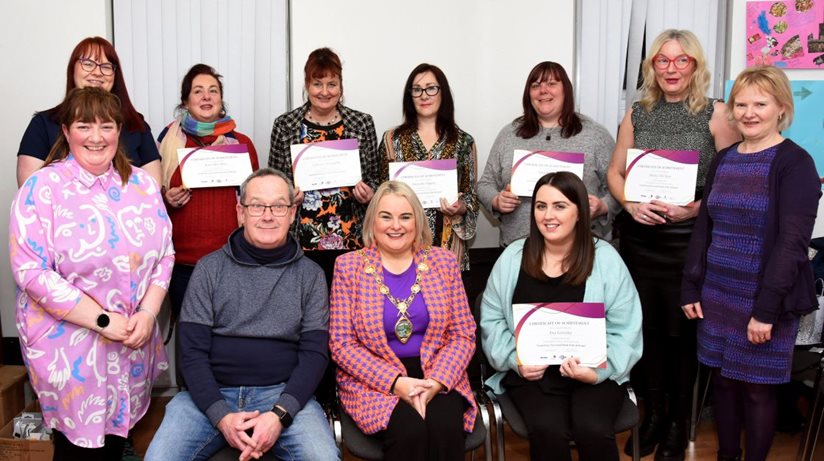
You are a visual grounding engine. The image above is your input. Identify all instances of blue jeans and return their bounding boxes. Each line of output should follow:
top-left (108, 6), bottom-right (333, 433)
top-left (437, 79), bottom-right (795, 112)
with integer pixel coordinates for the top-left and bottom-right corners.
top-left (145, 384), bottom-right (339, 461)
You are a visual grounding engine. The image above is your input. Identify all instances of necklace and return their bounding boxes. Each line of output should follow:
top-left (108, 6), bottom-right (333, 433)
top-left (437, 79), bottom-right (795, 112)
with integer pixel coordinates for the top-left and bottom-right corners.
top-left (359, 248), bottom-right (430, 344)
top-left (306, 108), bottom-right (340, 126)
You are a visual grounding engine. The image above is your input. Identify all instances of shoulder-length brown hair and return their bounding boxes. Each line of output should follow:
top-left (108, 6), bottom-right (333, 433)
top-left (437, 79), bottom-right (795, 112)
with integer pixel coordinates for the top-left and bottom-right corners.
top-left (44, 87), bottom-right (132, 185)
top-left (46, 37), bottom-right (146, 133)
top-left (362, 181), bottom-right (432, 249)
top-left (515, 61), bottom-right (582, 140)
top-left (521, 172), bottom-right (594, 286)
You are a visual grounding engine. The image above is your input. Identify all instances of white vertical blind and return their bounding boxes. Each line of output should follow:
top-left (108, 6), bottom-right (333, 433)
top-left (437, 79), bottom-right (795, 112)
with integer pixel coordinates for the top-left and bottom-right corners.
top-left (577, 0), bottom-right (633, 135)
top-left (112, 0), bottom-right (289, 166)
top-left (577, 0), bottom-right (725, 138)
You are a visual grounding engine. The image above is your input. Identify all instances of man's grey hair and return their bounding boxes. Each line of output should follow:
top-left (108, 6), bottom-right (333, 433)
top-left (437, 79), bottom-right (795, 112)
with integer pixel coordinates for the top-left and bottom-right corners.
top-left (239, 167), bottom-right (295, 204)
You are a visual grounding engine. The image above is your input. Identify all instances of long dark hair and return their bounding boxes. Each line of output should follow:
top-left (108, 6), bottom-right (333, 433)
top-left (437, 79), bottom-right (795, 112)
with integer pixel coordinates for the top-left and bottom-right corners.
top-left (44, 87), bottom-right (132, 185)
top-left (514, 61), bottom-right (582, 140)
top-left (395, 63), bottom-right (459, 144)
top-left (521, 172), bottom-right (594, 286)
top-left (46, 37), bottom-right (145, 133)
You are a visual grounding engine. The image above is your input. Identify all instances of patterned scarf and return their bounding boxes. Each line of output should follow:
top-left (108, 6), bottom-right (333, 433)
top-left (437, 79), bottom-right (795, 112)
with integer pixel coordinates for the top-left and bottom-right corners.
top-left (159, 114), bottom-right (239, 189)
top-left (181, 112), bottom-right (236, 137)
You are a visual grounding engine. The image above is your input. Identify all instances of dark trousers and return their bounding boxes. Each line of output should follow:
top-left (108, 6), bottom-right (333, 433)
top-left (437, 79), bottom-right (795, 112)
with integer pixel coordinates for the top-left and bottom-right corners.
top-left (379, 357), bottom-right (466, 461)
top-left (53, 430), bottom-right (126, 461)
top-left (505, 368), bottom-right (625, 461)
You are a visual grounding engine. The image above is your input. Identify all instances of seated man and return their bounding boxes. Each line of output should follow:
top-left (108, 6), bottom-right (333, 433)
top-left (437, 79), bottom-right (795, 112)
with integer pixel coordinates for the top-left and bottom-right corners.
top-left (146, 168), bottom-right (339, 461)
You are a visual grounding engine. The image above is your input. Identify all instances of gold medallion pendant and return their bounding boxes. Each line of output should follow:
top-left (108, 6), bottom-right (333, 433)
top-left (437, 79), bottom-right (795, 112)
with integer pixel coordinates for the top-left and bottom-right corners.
top-left (395, 316), bottom-right (413, 344)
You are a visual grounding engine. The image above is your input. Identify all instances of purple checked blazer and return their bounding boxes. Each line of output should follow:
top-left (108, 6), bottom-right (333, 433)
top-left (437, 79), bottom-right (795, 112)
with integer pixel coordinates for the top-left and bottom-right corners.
top-left (329, 246), bottom-right (478, 434)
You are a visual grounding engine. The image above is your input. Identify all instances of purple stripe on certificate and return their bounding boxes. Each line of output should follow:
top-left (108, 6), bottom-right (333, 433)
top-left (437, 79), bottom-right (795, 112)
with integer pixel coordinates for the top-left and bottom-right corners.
top-left (391, 159), bottom-right (457, 178)
top-left (513, 302), bottom-right (605, 338)
top-left (625, 149), bottom-right (699, 176)
top-left (511, 151), bottom-right (584, 174)
top-left (291, 139), bottom-right (360, 172)
top-left (178, 143), bottom-right (249, 171)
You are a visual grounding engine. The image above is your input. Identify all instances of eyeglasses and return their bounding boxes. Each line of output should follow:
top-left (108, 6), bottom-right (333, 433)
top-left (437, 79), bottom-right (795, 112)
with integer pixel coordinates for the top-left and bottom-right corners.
top-left (78, 58), bottom-right (117, 76)
top-left (652, 54), bottom-right (694, 70)
top-left (409, 86), bottom-right (441, 98)
top-left (241, 203), bottom-right (293, 217)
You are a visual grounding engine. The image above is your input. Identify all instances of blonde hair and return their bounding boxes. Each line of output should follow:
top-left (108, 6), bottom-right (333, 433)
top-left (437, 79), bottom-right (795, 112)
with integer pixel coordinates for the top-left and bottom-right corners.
top-left (362, 181), bottom-right (433, 249)
top-left (728, 65), bottom-right (794, 131)
top-left (639, 29), bottom-right (711, 115)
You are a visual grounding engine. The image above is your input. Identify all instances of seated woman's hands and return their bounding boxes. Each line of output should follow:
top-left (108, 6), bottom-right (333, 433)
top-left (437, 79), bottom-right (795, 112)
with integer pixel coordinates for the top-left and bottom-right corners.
top-left (518, 364), bottom-right (548, 381)
top-left (559, 357), bottom-right (598, 384)
top-left (393, 377), bottom-right (444, 418)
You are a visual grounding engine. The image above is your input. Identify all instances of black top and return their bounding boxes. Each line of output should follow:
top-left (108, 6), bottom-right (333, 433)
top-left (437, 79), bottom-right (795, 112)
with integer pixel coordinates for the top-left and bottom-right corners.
top-left (511, 268), bottom-right (585, 304)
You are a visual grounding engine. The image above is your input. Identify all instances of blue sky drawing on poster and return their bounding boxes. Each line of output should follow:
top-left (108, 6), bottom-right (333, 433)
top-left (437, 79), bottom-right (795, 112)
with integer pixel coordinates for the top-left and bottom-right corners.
top-left (726, 79), bottom-right (824, 178)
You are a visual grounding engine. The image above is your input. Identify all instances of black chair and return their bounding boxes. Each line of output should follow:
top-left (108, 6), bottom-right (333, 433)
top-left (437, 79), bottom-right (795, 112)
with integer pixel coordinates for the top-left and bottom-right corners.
top-left (484, 385), bottom-right (640, 461)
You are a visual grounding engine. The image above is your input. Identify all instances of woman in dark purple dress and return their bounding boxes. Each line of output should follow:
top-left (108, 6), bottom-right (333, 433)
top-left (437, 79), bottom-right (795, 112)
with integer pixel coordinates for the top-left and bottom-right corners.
top-left (681, 65), bottom-right (821, 461)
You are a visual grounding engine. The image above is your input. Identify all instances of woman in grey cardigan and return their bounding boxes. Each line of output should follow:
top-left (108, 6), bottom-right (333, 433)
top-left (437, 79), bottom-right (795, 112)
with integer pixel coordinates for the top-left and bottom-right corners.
top-left (477, 61), bottom-right (618, 247)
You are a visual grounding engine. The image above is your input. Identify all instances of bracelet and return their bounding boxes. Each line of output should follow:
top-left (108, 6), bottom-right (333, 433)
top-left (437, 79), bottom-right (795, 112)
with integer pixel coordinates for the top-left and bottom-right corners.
top-left (136, 306), bottom-right (158, 322)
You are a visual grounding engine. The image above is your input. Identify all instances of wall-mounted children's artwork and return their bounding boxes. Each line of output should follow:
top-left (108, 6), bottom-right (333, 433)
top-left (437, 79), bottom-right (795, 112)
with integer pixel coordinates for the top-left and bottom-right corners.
top-left (746, 1), bottom-right (824, 68)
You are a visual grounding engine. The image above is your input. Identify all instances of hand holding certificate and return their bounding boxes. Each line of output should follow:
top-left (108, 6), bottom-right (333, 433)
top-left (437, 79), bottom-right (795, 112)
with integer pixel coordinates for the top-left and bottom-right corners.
top-left (176, 144), bottom-right (254, 188)
top-left (513, 302), bottom-right (606, 368)
top-left (388, 159), bottom-right (458, 209)
top-left (510, 150), bottom-right (585, 197)
top-left (290, 139), bottom-right (362, 191)
top-left (623, 148), bottom-right (699, 205)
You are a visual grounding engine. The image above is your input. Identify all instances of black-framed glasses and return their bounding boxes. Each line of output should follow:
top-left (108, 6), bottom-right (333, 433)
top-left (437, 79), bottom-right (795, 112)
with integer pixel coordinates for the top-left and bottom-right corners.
top-left (241, 203), bottom-right (293, 217)
top-left (409, 86), bottom-right (441, 98)
top-left (78, 58), bottom-right (117, 76)
top-left (652, 54), bottom-right (694, 70)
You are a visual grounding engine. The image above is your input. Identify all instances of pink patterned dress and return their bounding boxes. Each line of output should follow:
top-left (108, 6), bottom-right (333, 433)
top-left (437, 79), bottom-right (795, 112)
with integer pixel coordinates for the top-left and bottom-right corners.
top-left (8, 157), bottom-right (174, 448)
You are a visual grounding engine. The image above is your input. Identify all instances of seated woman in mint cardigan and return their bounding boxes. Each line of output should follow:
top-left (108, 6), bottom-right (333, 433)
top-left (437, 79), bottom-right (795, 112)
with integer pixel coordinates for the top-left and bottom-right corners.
top-left (481, 172), bottom-right (642, 461)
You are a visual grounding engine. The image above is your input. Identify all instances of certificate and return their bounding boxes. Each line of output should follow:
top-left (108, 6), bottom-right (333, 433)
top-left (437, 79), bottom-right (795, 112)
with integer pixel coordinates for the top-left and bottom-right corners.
top-left (623, 148), bottom-right (699, 205)
top-left (177, 144), bottom-right (253, 188)
top-left (290, 139), bottom-right (362, 191)
top-left (388, 159), bottom-right (459, 209)
top-left (510, 150), bottom-right (585, 197)
top-left (513, 302), bottom-right (606, 368)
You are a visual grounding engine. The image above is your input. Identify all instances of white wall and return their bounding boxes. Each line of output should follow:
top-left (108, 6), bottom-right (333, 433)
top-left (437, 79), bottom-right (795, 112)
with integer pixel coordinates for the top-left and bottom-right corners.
top-left (290, 0), bottom-right (576, 249)
top-left (0, 1), bottom-right (110, 336)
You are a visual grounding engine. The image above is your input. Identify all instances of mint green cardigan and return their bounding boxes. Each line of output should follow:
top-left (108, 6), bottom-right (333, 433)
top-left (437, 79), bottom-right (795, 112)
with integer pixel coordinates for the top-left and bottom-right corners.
top-left (481, 239), bottom-right (643, 394)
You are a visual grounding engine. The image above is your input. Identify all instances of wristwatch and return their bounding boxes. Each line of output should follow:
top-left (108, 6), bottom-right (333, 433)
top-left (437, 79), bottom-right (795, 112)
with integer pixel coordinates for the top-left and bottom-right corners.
top-left (271, 405), bottom-right (293, 428)
top-left (95, 312), bottom-right (110, 331)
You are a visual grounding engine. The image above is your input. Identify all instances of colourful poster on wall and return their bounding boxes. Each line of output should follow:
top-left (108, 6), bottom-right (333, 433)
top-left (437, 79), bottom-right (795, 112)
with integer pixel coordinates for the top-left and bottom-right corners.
top-left (746, 1), bottom-right (824, 68)
top-left (726, 80), bottom-right (824, 179)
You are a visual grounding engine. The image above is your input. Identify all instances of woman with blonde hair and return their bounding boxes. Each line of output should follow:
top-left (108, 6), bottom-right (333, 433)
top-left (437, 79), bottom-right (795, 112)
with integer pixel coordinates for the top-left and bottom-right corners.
top-left (606, 29), bottom-right (740, 460)
top-left (330, 180), bottom-right (476, 461)
top-left (682, 66), bottom-right (819, 461)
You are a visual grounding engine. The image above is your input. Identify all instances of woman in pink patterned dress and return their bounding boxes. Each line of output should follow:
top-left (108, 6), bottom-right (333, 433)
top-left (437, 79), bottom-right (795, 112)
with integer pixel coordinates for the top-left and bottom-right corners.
top-left (9, 87), bottom-right (174, 460)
